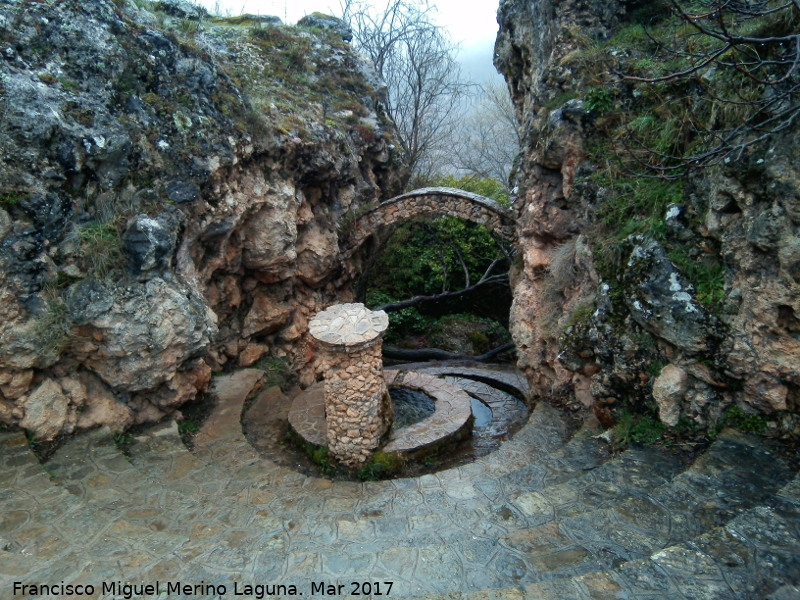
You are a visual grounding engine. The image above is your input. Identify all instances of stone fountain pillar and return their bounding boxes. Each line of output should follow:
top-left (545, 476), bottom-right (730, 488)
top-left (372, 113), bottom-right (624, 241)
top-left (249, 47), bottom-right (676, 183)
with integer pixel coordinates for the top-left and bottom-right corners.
top-left (308, 303), bottom-right (393, 468)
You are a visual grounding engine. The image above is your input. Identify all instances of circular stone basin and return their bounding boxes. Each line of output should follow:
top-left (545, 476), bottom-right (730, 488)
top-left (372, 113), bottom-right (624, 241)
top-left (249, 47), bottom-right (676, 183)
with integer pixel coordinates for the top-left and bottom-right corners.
top-left (287, 369), bottom-right (473, 460)
top-left (382, 370), bottom-right (472, 456)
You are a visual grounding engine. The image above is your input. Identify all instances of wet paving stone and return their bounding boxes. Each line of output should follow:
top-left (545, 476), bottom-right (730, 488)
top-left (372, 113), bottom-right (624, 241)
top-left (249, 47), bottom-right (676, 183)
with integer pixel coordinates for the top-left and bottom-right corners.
top-left (2, 366), bottom-right (800, 599)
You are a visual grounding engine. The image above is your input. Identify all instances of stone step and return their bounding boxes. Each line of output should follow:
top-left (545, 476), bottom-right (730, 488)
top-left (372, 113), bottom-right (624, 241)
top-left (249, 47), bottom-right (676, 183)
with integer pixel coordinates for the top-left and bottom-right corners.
top-left (132, 380), bottom-right (544, 547)
top-left (271, 546), bottom-right (511, 597)
top-left (148, 532), bottom-right (534, 597)
top-left (191, 370), bottom-right (580, 498)
top-left (45, 428), bottom-right (153, 507)
top-left (516, 473), bottom-right (800, 599)
top-left (0, 373), bottom-right (631, 598)
top-left (128, 419), bottom-right (304, 536)
top-left (193, 368), bottom-right (266, 451)
top-left (0, 431), bottom-right (188, 589)
top-left (138, 378), bottom-right (591, 564)
top-left (501, 429), bottom-right (794, 583)
top-left (486, 432), bottom-right (611, 500)
top-left (98, 374), bottom-right (583, 563)
top-left (3, 386), bottom-right (797, 600)
top-left (494, 447), bottom-right (683, 583)
top-left (273, 407), bottom-right (609, 558)
top-left (129, 420), bottom-right (244, 496)
top-left (46, 427), bottom-right (225, 548)
top-left (385, 470), bottom-right (800, 600)
top-left (0, 431), bottom-right (92, 560)
top-left (490, 407), bottom-right (632, 490)
top-left (192, 369), bottom-right (289, 482)
top-left (617, 473), bottom-right (800, 599)
top-left (472, 400), bottom-right (601, 479)
top-left (0, 431), bottom-right (128, 564)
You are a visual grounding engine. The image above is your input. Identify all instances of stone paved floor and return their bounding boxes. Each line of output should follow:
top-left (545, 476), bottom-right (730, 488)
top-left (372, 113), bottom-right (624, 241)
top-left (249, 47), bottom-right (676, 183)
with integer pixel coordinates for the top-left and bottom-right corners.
top-left (1, 367), bottom-right (799, 600)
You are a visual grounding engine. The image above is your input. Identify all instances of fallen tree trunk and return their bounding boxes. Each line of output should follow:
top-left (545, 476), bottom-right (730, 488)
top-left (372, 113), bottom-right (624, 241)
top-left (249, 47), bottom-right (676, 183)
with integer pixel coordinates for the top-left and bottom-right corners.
top-left (382, 342), bottom-right (515, 363)
top-left (374, 258), bottom-right (509, 313)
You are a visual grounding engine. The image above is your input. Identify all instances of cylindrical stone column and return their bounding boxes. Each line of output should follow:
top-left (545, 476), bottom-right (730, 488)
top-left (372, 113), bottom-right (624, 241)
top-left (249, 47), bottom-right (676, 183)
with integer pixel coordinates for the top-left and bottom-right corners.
top-left (308, 303), bottom-right (393, 468)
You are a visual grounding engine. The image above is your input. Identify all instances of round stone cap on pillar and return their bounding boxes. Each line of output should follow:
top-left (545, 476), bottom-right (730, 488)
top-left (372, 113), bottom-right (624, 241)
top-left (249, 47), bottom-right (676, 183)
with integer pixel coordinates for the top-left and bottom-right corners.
top-left (309, 303), bottom-right (389, 350)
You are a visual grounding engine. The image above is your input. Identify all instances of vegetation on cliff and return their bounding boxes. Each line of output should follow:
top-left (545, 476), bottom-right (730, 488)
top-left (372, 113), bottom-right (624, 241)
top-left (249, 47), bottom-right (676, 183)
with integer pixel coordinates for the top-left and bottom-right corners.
top-left (360, 174), bottom-right (514, 355)
top-left (496, 0), bottom-right (799, 437)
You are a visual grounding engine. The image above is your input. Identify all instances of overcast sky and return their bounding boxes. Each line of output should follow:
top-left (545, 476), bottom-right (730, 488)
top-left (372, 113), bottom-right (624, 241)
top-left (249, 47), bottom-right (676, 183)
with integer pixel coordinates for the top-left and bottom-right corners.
top-left (193, 0), bottom-right (503, 83)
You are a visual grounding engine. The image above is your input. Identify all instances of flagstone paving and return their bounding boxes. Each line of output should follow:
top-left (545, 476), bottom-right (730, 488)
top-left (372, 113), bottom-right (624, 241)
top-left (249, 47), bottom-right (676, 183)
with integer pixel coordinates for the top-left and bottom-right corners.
top-left (1, 366), bottom-right (798, 600)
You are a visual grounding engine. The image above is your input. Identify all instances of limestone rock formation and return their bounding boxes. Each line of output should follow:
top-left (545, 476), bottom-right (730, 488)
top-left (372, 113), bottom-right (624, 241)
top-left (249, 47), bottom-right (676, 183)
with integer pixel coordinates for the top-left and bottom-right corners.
top-left (496, 0), bottom-right (621, 410)
top-left (622, 239), bottom-right (720, 355)
top-left (0, 0), bottom-right (401, 436)
top-left (19, 379), bottom-right (70, 441)
top-left (652, 364), bottom-right (689, 428)
top-left (297, 13), bottom-right (353, 42)
top-left (496, 0), bottom-right (800, 428)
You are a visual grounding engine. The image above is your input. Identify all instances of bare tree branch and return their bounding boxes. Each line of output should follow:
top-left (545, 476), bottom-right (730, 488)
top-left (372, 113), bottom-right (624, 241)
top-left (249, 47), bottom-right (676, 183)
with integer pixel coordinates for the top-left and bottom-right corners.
top-left (339, 0), bottom-right (473, 180)
top-left (374, 274), bottom-right (508, 312)
top-left (617, 0), bottom-right (800, 175)
top-left (374, 256), bottom-right (509, 313)
top-left (451, 82), bottom-right (521, 186)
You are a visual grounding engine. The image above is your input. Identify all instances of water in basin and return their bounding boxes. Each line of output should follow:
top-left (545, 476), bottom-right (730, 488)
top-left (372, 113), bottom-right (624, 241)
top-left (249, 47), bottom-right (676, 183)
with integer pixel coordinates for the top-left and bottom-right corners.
top-left (390, 386), bottom-right (435, 429)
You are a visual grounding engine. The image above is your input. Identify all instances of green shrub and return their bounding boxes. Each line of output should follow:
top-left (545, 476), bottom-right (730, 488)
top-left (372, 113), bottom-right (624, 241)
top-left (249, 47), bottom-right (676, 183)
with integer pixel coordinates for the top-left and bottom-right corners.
top-left (584, 88), bottom-right (613, 115)
top-left (564, 301), bottom-right (596, 331)
top-left (608, 23), bottom-right (648, 47)
top-left (544, 90), bottom-right (580, 110)
top-left (645, 359), bottom-right (668, 378)
top-left (356, 451), bottom-right (405, 481)
top-left (424, 174), bottom-right (511, 206)
top-left (58, 76), bottom-right (79, 91)
top-left (253, 355), bottom-right (292, 390)
top-left (366, 290), bottom-right (435, 344)
top-left (177, 419), bottom-right (199, 437)
top-left (722, 405), bottom-right (767, 434)
top-left (613, 409), bottom-right (665, 449)
top-left (428, 313), bottom-right (511, 355)
top-left (113, 431), bottom-right (134, 457)
top-left (593, 175), bottom-right (682, 241)
top-left (667, 250), bottom-right (726, 312)
top-left (33, 287), bottom-right (74, 360)
top-left (301, 443), bottom-right (337, 477)
top-left (0, 190), bottom-right (25, 206)
top-left (78, 223), bottom-right (123, 278)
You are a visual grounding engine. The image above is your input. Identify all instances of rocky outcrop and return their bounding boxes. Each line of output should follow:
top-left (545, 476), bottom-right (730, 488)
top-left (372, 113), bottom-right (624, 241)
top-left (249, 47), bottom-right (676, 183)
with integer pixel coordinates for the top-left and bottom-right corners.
top-left (495, 0), bottom-right (622, 409)
top-left (622, 239), bottom-right (721, 355)
top-left (496, 0), bottom-right (800, 429)
top-left (0, 0), bottom-right (401, 438)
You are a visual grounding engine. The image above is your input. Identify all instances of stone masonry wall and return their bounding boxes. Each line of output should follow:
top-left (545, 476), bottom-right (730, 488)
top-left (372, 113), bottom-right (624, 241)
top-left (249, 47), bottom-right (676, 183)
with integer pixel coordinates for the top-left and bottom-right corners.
top-left (322, 343), bottom-right (393, 467)
top-left (309, 303), bottom-right (393, 467)
top-left (346, 187), bottom-right (515, 252)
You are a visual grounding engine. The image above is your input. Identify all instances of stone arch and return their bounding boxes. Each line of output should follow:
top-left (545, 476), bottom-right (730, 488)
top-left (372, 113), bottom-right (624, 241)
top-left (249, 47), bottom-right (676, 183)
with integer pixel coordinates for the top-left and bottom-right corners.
top-left (343, 187), bottom-right (515, 254)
